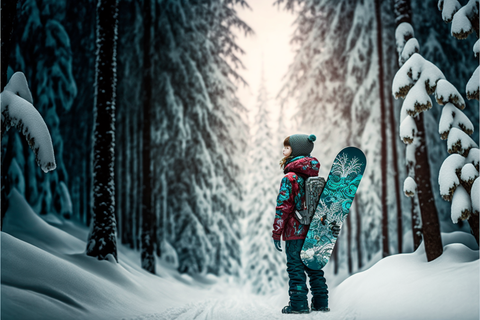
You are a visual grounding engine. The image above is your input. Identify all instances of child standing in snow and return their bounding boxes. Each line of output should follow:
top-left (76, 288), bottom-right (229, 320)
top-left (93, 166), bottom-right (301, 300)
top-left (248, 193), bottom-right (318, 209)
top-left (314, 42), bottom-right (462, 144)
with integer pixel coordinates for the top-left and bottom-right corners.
top-left (272, 134), bottom-right (339, 314)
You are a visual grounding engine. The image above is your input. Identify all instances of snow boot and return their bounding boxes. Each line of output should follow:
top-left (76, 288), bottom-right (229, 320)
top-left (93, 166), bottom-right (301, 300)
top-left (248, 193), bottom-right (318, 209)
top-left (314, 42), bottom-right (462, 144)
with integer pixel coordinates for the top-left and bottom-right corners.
top-left (311, 297), bottom-right (329, 312)
top-left (281, 302), bottom-right (310, 314)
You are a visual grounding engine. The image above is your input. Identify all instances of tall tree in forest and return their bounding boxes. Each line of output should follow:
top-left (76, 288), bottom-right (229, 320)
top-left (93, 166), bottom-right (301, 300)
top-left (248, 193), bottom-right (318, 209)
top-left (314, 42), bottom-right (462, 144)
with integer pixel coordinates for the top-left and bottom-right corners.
top-left (393, 4), bottom-right (444, 261)
top-left (9, 0), bottom-right (77, 218)
top-left (141, 0), bottom-right (155, 274)
top-left (147, 0), bottom-right (251, 275)
top-left (436, 0), bottom-right (479, 244)
top-left (244, 66), bottom-right (287, 294)
top-left (374, 0), bottom-right (389, 258)
top-left (394, 0), bottom-right (422, 251)
top-left (86, 0), bottom-right (119, 262)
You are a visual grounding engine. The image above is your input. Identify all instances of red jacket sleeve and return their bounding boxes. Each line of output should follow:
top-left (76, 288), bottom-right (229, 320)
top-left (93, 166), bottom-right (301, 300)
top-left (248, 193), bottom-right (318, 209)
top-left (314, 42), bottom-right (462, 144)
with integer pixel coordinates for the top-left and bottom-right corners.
top-left (272, 175), bottom-right (296, 241)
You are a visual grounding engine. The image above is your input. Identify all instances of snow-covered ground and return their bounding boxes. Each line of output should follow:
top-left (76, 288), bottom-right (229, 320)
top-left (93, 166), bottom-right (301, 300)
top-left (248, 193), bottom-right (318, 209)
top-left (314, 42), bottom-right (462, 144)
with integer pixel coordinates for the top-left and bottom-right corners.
top-left (2, 189), bottom-right (479, 320)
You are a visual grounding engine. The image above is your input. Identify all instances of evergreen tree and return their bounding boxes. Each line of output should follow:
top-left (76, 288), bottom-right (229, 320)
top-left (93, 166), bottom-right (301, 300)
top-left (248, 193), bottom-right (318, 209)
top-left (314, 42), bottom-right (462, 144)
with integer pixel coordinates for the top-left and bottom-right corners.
top-left (141, 0), bottom-right (155, 274)
top-left (10, 0), bottom-right (77, 217)
top-left (244, 67), bottom-right (287, 294)
top-left (86, 0), bottom-right (119, 262)
top-left (148, 0), bottom-right (251, 275)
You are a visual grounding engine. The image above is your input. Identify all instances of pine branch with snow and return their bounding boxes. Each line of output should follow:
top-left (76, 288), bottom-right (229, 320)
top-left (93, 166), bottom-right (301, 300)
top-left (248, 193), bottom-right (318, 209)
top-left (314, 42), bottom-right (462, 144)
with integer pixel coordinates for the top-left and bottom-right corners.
top-left (438, 0), bottom-right (479, 100)
top-left (1, 72), bottom-right (56, 173)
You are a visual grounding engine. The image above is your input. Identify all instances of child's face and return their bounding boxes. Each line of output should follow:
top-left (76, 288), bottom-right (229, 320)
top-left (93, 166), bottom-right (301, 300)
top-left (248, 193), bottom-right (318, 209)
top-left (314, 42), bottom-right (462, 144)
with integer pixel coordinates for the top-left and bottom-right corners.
top-left (283, 145), bottom-right (292, 157)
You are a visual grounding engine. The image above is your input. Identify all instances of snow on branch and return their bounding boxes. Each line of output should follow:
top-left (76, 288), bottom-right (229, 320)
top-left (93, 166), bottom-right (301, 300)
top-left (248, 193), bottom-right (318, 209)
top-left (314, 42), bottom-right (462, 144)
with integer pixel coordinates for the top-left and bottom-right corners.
top-left (1, 72), bottom-right (56, 173)
top-left (404, 176), bottom-right (417, 197)
top-left (438, 0), bottom-right (462, 23)
top-left (466, 148), bottom-right (479, 171)
top-left (439, 0), bottom-right (479, 38)
top-left (466, 66), bottom-right (479, 100)
top-left (451, 185), bottom-right (472, 222)
top-left (400, 115), bottom-right (417, 144)
top-left (439, 153), bottom-right (465, 201)
top-left (450, 2), bottom-right (479, 39)
top-left (395, 22), bottom-right (415, 62)
top-left (447, 127), bottom-right (478, 157)
top-left (461, 163), bottom-right (478, 192)
top-left (435, 79), bottom-right (465, 110)
top-left (399, 38), bottom-right (420, 66)
top-left (439, 103), bottom-right (474, 140)
top-left (474, 40), bottom-right (480, 57)
top-left (392, 53), bottom-right (445, 112)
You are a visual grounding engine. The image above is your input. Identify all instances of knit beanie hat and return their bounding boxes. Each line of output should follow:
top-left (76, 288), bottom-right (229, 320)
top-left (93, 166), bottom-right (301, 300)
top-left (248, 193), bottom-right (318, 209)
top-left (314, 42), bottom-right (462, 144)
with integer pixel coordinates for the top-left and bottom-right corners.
top-left (289, 134), bottom-right (316, 157)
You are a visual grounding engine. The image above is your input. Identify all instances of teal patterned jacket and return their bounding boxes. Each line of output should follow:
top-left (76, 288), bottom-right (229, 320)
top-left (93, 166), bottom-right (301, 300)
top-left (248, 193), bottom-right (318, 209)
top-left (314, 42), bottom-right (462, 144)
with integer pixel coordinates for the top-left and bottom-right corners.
top-left (272, 156), bottom-right (320, 241)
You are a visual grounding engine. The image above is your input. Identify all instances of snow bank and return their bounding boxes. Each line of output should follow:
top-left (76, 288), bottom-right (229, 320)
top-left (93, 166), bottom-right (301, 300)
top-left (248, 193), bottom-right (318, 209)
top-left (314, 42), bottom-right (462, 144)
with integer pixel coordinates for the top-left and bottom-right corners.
top-left (332, 232), bottom-right (479, 320)
top-left (1, 190), bottom-right (221, 320)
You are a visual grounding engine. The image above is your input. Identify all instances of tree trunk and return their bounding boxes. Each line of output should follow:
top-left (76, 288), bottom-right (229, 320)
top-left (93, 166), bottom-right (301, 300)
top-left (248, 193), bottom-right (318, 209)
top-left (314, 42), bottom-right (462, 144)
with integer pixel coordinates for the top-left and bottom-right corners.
top-left (388, 85), bottom-right (403, 253)
top-left (394, 0), bottom-right (442, 261)
top-left (141, 0), bottom-right (156, 274)
top-left (407, 157), bottom-right (423, 250)
top-left (375, 0), bottom-right (390, 258)
top-left (86, 0), bottom-right (119, 262)
top-left (467, 213), bottom-right (479, 245)
top-left (414, 113), bottom-right (442, 261)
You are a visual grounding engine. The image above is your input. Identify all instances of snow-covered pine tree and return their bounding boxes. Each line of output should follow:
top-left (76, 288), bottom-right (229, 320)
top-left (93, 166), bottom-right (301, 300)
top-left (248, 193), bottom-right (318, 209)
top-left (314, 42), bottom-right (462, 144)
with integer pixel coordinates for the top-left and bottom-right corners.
top-left (86, 0), bottom-right (119, 262)
top-left (1, 72), bottom-right (56, 227)
top-left (393, 22), bottom-right (453, 261)
top-left (11, 0), bottom-right (77, 217)
top-left (150, 0), bottom-right (251, 276)
top-left (436, 0), bottom-right (479, 244)
top-left (395, 0), bottom-right (423, 251)
top-left (244, 67), bottom-right (287, 295)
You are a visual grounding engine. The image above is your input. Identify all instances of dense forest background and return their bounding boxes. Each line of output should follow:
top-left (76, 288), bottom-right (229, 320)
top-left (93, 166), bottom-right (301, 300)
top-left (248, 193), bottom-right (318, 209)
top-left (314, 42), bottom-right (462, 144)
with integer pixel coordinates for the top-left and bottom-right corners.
top-left (2, 0), bottom-right (478, 295)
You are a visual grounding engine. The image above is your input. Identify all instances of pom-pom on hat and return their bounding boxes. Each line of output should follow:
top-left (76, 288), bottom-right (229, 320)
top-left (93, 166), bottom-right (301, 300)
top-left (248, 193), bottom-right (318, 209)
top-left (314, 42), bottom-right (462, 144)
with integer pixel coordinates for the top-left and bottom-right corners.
top-left (289, 134), bottom-right (316, 157)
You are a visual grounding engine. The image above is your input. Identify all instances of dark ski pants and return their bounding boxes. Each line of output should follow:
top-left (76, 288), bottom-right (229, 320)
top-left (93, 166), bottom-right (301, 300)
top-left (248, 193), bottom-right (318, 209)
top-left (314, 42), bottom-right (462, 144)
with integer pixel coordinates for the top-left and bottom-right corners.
top-left (285, 239), bottom-right (328, 309)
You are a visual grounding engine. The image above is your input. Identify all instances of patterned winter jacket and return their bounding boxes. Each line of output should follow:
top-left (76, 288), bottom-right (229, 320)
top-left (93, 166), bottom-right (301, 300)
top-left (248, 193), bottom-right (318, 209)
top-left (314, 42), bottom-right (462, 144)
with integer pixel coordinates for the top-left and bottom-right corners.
top-left (272, 156), bottom-right (320, 241)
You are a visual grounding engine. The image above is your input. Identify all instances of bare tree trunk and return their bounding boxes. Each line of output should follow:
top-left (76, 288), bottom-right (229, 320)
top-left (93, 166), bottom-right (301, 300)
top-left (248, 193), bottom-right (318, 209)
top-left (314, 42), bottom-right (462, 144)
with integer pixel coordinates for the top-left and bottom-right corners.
top-left (141, 0), bottom-right (156, 274)
top-left (388, 83), bottom-right (403, 253)
top-left (414, 114), bottom-right (442, 261)
top-left (86, 0), bottom-right (119, 262)
top-left (374, 0), bottom-right (389, 258)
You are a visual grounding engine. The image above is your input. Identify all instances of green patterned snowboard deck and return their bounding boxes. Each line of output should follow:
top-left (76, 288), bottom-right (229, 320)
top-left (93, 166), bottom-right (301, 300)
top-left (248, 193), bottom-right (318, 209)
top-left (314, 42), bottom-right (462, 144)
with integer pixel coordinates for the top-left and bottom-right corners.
top-left (301, 147), bottom-right (366, 270)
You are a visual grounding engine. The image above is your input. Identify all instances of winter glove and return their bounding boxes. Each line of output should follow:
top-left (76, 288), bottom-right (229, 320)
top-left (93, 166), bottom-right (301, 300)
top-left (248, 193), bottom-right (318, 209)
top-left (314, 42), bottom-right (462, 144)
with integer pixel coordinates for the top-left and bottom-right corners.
top-left (330, 222), bottom-right (340, 238)
top-left (273, 239), bottom-right (282, 252)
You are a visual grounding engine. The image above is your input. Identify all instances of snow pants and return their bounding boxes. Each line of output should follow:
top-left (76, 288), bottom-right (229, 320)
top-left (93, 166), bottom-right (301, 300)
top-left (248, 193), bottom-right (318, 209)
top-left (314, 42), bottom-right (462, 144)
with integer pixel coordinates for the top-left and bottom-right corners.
top-left (285, 239), bottom-right (328, 309)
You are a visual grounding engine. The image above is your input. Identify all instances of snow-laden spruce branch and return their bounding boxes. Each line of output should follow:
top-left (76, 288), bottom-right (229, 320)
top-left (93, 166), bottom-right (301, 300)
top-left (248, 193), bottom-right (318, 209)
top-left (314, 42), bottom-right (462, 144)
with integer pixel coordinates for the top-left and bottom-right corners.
top-left (1, 72), bottom-right (56, 173)
top-left (392, 16), bottom-right (479, 226)
top-left (439, 0), bottom-right (479, 100)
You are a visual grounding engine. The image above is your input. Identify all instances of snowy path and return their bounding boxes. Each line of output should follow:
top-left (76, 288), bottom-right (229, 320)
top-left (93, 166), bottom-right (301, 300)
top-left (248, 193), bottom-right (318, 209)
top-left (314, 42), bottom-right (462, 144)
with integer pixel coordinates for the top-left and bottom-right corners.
top-left (123, 289), bottom-right (351, 320)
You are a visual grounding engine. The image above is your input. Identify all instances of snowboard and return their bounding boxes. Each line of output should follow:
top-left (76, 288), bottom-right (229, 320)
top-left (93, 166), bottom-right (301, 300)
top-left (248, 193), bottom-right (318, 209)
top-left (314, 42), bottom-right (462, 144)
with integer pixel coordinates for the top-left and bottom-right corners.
top-left (301, 147), bottom-right (366, 270)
